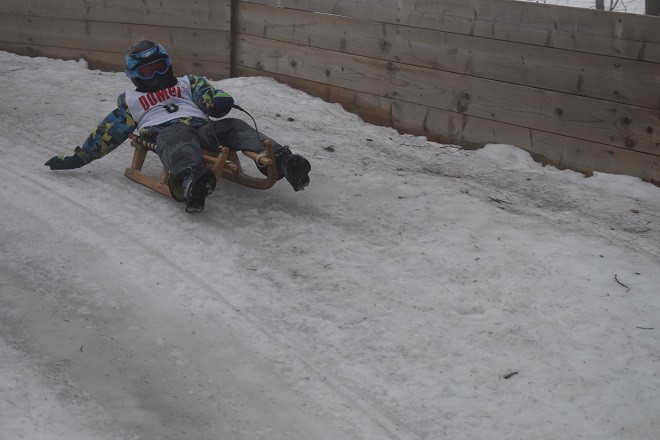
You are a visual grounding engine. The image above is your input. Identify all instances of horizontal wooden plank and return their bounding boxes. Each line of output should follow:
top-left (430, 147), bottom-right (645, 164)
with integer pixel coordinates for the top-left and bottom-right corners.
top-left (0, 15), bottom-right (231, 62)
top-left (528, 130), bottom-right (659, 185)
top-left (242, 0), bottom-right (660, 62)
top-left (235, 66), bottom-right (394, 128)
top-left (0, 0), bottom-right (231, 31)
top-left (238, 2), bottom-right (659, 109)
top-left (235, 65), bottom-right (659, 184)
top-left (0, 42), bottom-right (231, 80)
top-left (236, 35), bottom-right (660, 155)
top-left (389, 99), bottom-right (660, 184)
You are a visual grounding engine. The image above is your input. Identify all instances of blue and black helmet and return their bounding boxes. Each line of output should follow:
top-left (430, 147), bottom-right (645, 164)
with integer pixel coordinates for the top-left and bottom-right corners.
top-left (124, 40), bottom-right (176, 92)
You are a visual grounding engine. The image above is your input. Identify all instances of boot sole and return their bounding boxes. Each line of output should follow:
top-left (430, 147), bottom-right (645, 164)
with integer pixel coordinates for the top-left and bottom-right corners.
top-left (285, 155), bottom-right (311, 191)
top-left (185, 169), bottom-right (217, 213)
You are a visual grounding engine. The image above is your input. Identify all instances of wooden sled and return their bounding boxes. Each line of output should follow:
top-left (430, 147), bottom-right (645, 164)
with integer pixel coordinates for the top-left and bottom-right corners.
top-left (124, 133), bottom-right (278, 197)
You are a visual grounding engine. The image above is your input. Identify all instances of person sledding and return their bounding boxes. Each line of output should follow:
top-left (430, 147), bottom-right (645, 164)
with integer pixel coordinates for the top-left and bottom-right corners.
top-left (45, 40), bottom-right (311, 213)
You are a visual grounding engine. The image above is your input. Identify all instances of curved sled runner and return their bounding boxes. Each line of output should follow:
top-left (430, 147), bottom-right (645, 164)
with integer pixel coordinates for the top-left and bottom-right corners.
top-left (124, 133), bottom-right (278, 197)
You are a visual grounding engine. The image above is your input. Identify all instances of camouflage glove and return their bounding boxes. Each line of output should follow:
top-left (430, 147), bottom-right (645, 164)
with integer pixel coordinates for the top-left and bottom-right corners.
top-left (44, 154), bottom-right (85, 170)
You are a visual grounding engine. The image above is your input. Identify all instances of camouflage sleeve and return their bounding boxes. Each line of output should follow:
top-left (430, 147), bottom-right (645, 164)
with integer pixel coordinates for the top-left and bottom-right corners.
top-left (74, 93), bottom-right (137, 163)
top-left (187, 74), bottom-right (234, 118)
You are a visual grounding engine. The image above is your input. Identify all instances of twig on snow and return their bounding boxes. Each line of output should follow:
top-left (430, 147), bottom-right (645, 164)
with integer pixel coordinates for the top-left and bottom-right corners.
top-left (614, 274), bottom-right (630, 291)
top-left (502, 371), bottom-right (519, 379)
top-left (489, 196), bottom-right (512, 204)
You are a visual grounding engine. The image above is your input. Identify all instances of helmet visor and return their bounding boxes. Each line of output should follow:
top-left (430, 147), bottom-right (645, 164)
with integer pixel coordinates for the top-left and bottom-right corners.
top-left (126, 57), bottom-right (171, 80)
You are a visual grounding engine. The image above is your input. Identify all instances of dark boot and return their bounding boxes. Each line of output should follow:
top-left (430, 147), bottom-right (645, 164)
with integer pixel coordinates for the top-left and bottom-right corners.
top-left (183, 168), bottom-right (217, 213)
top-left (283, 153), bottom-right (311, 191)
top-left (257, 147), bottom-right (311, 191)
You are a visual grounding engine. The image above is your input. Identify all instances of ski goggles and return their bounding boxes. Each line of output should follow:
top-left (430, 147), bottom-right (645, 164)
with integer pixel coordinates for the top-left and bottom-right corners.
top-left (125, 57), bottom-right (171, 80)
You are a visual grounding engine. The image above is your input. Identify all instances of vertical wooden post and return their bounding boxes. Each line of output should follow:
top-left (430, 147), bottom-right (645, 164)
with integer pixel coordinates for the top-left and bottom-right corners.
top-left (230, 0), bottom-right (239, 78)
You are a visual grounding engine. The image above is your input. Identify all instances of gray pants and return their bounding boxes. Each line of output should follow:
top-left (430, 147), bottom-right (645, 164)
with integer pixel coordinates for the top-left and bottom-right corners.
top-left (155, 118), bottom-right (285, 180)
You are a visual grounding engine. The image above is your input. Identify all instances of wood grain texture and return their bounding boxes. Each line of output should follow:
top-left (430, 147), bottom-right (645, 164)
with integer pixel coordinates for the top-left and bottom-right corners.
top-left (0, 0), bottom-right (231, 31)
top-left (235, 65), bottom-right (659, 184)
top-left (238, 2), bottom-right (659, 109)
top-left (0, 14), bottom-right (230, 60)
top-left (0, 42), bottom-right (231, 80)
top-left (242, 0), bottom-right (660, 62)
top-left (236, 35), bottom-right (659, 155)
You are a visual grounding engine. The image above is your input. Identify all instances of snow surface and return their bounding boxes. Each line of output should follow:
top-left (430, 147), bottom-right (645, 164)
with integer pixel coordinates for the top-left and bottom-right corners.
top-left (516, 0), bottom-right (647, 14)
top-left (0, 51), bottom-right (658, 440)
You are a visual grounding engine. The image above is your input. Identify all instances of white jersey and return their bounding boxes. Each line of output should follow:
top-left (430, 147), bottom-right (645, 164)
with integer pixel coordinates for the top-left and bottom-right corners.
top-left (125, 76), bottom-right (208, 131)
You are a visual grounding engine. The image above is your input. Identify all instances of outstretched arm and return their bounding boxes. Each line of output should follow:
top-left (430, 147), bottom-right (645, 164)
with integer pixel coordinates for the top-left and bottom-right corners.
top-left (45, 94), bottom-right (137, 170)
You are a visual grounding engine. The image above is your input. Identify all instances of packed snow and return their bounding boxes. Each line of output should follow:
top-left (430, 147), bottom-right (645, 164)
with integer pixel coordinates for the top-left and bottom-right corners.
top-left (516, 0), bottom-right (647, 14)
top-left (0, 51), bottom-right (658, 440)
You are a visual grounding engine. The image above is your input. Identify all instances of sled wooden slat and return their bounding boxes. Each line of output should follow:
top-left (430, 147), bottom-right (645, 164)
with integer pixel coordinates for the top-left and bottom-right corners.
top-left (124, 133), bottom-right (278, 196)
top-left (125, 165), bottom-right (171, 197)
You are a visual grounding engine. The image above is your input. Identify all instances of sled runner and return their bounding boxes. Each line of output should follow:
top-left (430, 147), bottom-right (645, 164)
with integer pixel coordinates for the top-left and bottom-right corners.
top-left (124, 133), bottom-right (278, 196)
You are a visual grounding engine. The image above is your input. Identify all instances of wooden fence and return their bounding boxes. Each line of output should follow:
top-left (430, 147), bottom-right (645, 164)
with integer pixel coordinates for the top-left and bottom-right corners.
top-left (1, 0), bottom-right (658, 183)
top-left (0, 0), bottom-right (232, 78)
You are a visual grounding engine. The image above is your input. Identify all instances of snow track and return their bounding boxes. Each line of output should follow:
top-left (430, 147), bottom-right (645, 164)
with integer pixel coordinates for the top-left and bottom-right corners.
top-left (1, 119), bottom-right (402, 440)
